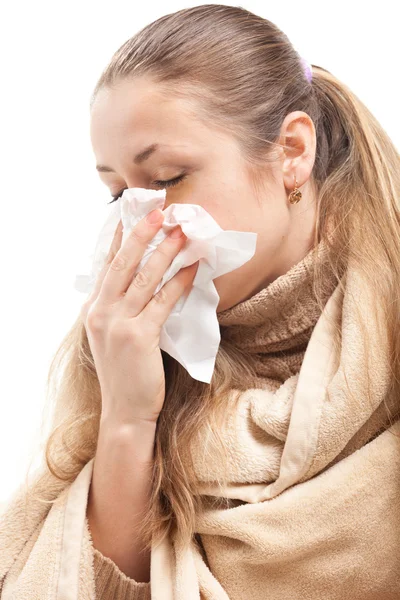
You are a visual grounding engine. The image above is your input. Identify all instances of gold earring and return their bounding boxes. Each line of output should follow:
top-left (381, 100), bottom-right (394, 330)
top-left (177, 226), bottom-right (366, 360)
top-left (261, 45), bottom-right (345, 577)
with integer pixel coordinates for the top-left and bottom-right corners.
top-left (288, 174), bottom-right (302, 204)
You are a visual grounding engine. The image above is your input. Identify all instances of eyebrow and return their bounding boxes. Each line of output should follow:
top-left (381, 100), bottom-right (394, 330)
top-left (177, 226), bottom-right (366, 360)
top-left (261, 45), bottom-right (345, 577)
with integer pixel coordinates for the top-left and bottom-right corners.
top-left (96, 143), bottom-right (161, 173)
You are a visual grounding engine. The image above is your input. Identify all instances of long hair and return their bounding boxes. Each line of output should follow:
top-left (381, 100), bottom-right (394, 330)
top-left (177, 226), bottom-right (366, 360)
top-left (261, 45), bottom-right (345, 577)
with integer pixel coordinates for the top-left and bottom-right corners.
top-left (17, 4), bottom-right (400, 555)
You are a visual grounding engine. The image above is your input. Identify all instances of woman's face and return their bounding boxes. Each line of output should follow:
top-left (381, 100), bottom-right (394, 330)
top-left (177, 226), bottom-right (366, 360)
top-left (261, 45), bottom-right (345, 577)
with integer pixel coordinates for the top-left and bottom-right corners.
top-left (90, 77), bottom-right (317, 312)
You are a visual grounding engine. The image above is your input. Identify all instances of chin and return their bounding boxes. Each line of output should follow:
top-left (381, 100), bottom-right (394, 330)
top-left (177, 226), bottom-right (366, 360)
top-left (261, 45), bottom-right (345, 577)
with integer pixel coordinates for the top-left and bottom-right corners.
top-left (213, 271), bottom-right (252, 313)
top-left (214, 280), bottom-right (235, 313)
top-left (216, 298), bottom-right (226, 313)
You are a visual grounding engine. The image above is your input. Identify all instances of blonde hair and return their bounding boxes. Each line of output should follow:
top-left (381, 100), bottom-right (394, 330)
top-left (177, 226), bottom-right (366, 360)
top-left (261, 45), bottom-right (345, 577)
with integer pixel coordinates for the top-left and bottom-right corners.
top-left (20, 4), bottom-right (400, 556)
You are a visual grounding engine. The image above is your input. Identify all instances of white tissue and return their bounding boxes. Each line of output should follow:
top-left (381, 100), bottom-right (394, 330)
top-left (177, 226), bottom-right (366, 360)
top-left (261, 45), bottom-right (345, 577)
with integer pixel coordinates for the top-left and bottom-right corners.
top-left (74, 187), bottom-right (257, 383)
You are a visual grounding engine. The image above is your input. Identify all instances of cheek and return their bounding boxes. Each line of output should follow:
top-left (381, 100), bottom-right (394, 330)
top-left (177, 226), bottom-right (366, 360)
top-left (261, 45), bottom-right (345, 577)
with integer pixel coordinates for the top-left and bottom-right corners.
top-left (165, 180), bottom-right (205, 211)
top-left (204, 182), bottom-right (262, 231)
top-left (172, 185), bottom-right (229, 227)
top-left (171, 178), bottom-right (261, 232)
top-left (213, 215), bottom-right (292, 310)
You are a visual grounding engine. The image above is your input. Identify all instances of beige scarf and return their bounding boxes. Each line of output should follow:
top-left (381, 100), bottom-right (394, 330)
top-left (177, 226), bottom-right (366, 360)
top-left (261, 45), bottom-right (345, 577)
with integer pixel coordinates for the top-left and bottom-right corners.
top-left (2, 241), bottom-right (400, 599)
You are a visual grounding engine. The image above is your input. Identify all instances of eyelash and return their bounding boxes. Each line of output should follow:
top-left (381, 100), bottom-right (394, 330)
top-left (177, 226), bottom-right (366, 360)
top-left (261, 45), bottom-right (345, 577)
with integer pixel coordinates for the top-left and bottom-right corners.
top-left (107, 174), bottom-right (187, 204)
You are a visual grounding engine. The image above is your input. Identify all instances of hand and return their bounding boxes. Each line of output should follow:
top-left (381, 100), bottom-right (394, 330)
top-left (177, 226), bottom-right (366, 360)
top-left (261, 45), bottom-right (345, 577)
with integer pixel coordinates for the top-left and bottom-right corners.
top-left (80, 208), bottom-right (199, 425)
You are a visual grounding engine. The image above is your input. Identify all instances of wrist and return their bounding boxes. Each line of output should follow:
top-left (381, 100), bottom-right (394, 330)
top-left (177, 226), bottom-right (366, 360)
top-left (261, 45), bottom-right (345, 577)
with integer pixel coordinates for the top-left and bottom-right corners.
top-left (100, 412), bottom-right (158, 433)
top-left (99, 414), bottom-right (157, 463)
top-left (100, 404), bottom-right (159, 428)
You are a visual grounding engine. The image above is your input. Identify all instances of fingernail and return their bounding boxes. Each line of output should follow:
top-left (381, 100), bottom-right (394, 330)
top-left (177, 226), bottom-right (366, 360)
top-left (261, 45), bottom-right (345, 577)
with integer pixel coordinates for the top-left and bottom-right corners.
top-left (146, 209), bottom-right (163, 224)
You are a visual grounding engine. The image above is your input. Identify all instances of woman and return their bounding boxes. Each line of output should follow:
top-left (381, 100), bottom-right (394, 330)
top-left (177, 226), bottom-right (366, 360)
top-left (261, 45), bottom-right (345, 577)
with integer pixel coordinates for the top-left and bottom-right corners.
top-left (1, 4), bottom-right (400, 599)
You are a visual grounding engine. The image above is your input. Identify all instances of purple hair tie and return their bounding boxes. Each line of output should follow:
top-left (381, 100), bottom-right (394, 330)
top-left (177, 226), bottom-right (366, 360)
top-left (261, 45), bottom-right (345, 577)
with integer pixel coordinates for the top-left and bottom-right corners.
top-left (300, 57), bottom-right (313, 83)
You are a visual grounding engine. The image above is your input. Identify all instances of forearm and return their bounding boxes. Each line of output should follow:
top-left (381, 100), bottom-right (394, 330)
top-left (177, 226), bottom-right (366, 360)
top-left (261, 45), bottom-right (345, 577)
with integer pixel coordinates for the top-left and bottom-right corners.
top-left (87, 415), bottom-right (157, 583)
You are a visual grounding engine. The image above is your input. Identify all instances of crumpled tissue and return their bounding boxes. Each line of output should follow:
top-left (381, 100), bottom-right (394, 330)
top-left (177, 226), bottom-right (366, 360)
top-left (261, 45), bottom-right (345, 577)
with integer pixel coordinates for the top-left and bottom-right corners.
top-left (74, 187), bottom-right (257, 383)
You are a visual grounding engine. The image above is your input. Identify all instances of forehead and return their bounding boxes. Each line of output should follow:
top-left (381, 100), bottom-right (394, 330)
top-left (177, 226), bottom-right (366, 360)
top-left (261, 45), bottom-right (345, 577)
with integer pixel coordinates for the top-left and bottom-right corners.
top-left (90, 78), bottom-right (207, 151)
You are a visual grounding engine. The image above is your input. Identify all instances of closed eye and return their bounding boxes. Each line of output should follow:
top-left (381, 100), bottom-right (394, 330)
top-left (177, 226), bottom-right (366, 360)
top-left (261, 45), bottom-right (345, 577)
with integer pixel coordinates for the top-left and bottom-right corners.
top-left (107, 174), bottom-right (187, 204)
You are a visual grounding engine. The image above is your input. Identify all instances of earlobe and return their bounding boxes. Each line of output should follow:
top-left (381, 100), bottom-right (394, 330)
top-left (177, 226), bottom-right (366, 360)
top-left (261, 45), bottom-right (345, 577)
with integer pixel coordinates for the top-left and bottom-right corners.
top-left (282, 157), bottom-right (312, 197)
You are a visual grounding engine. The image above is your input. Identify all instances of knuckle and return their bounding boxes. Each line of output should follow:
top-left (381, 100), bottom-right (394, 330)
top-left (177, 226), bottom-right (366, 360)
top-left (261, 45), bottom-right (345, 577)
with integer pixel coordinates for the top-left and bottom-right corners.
top-left (153, 285), bottom-right (168, 304)
top-left (129, 226), bottom-right (148, 244)
top-left (85, 306), bottom-right (106, 333)
top-left (110, 252), bottom-right (128, 271)
top-left (132, 266), bottom-right (151, 289)
top-left (154, 244), bottom-right (171, 260)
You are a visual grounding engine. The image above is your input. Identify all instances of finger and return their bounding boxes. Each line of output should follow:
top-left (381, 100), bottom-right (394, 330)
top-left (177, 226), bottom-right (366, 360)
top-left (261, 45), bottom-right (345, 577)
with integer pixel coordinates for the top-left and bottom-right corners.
top-left (98, 209), bottom-right (165, 305)
top-left (140, 261), bottom-right (199, 331)
top-left (123, 225), bottom-right (188, 316)
top-left (86, 219), bottom-right (124, 304)
top-left (106, 219), bottom-right (124, 264)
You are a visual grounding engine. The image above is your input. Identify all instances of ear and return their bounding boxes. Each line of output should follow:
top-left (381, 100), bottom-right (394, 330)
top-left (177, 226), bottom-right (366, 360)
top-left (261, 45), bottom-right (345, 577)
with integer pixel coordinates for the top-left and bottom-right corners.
top-left (279, 111), bottom-right (316, 192)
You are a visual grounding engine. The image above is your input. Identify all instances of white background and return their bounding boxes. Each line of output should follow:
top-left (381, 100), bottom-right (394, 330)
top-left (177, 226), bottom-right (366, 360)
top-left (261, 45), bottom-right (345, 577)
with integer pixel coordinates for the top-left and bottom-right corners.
top-left (0, 0), bottom-right (399, 506)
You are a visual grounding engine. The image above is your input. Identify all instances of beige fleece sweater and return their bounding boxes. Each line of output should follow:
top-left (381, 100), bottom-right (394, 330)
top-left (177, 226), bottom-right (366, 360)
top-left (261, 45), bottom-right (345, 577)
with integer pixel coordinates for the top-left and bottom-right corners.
top-left (2, 239), bottom-right (400, 599)
top-left (92, 545), bottom-right (151, 599)
top-left (89, 241), bottom-right (336, 598)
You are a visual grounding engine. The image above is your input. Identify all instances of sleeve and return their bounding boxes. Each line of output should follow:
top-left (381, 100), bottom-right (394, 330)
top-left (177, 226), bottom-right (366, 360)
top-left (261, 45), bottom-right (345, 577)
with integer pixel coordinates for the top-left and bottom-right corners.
top-left (85, 516), bottom-right (151, 600)
top-left (92, 546), bottom-right (151, 600)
